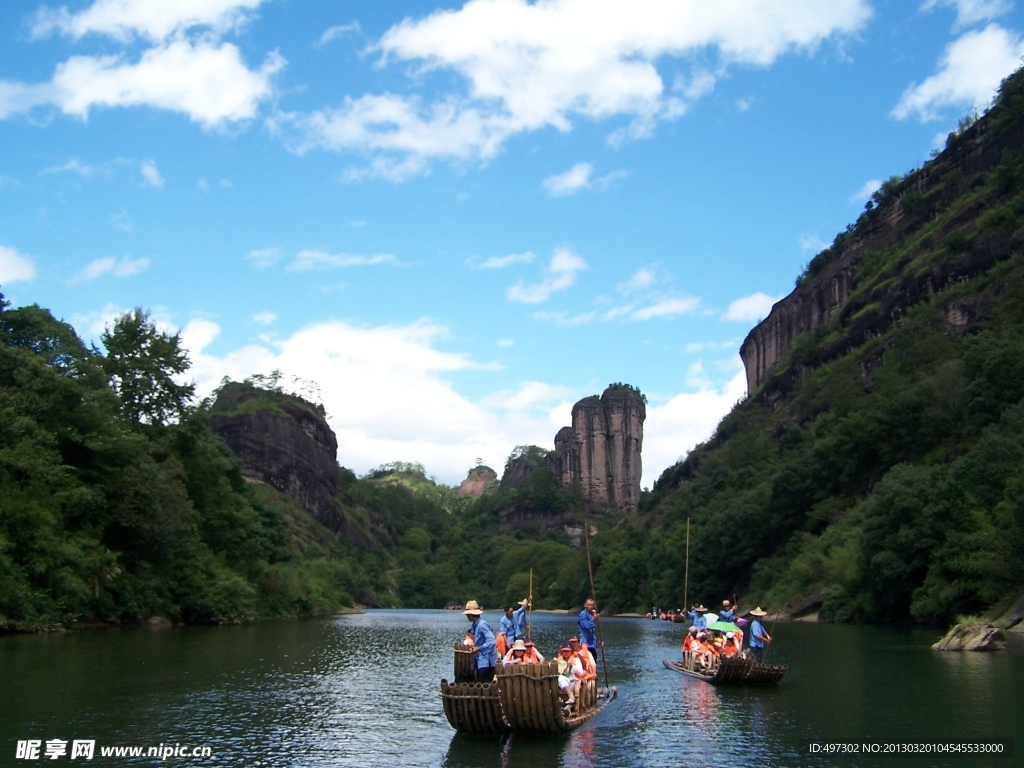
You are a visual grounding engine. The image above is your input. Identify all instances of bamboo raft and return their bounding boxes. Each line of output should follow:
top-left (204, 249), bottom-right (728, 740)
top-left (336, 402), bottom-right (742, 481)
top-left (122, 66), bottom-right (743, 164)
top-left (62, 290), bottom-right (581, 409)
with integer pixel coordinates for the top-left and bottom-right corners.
top-left (441, 651), bottom-right (617, 733)
top-left (662, 654), bottom-right (787, 685)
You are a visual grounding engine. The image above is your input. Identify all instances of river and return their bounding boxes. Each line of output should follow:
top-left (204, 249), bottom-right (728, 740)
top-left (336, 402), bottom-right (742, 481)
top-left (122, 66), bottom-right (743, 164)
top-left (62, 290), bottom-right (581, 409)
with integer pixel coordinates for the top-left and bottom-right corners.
top-left (2, 611), bottom-right (1021, 767)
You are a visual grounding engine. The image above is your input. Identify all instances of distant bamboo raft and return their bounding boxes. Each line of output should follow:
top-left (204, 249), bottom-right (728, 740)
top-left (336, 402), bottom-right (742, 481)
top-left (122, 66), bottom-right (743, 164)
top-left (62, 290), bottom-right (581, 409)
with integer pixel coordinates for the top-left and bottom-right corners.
top-left (662, 655), bottom-right (787, 685)
top-left (440, 651), bottom-right (617, 734)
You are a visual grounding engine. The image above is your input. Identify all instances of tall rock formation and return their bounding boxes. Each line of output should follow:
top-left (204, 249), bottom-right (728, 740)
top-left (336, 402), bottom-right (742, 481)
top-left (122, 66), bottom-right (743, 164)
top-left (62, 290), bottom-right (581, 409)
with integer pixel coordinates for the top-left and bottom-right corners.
top-left (546, 387), bottom-right (646, 513)
top-left (209, 382), bottom-right (369, 544)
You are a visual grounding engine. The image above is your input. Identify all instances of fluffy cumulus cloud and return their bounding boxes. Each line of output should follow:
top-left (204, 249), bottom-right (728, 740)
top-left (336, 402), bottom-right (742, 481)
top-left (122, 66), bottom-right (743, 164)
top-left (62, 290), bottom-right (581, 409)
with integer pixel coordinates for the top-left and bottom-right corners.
top-left (1, 0), bottom-right (283, 127)
top-left (140, 160), bottom-right (163, 187)
top-left (284, 0), bottom-right (872, 178)
top-left (179, 317), bottom-right (571, 482)
top-left (892, 24), bottom-right (1024, 121)
top-left (642, 366), bottom-right (747, 488)
top-left (0, 245), bottom-right (38, 283)
top-left (723, 291), bottom-right (779, 322)
top-left (507, 247), bottom-right (588, 303)
top-left (72, 254), bottom-right (150, 282)
top-left (849, 178), bottom-right (882, 203)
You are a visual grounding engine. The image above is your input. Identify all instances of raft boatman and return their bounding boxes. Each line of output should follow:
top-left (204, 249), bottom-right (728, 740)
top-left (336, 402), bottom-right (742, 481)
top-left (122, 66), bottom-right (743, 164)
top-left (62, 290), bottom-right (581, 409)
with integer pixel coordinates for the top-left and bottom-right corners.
top-left (720, 600), bottom-right (736, 622)
top-left (688, 604), bottom-right (709, 630)
top-left (578, 598), bottom-right (601, 649)
top-left (499, 598), bottom-right (530, 650)
top-left (746, 606), bottom-right (772, 663)
top-left (463, 600), bottom-right (498, 682)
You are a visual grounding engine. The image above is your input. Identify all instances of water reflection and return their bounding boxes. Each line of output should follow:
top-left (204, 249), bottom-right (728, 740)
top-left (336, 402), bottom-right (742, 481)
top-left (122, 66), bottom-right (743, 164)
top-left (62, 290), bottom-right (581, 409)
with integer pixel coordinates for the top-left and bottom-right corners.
top-left (1, 613), bottom-right (1021, 767)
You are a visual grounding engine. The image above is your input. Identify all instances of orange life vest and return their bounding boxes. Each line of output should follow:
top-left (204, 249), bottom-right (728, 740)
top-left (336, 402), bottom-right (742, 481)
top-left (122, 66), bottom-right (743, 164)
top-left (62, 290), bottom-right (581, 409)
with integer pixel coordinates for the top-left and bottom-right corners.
top-left (573, 648), bottom-right (597, 680)
top-left (495, 633), bottom-right (508, 657)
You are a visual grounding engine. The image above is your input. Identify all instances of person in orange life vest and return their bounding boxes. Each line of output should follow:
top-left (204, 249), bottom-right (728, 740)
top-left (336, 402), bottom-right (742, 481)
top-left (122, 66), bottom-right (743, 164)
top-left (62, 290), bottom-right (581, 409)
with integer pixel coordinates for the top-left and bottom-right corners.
top-left (682, 625), bottom-right (699, 653)
top-left (503, 638), bottom-right (529, 665)
top-left (523, 641), bottom-right (545, 663)
top-left (568, 637), bottom-right (597, 680)
top-left (722, 632), bottom-right (740, 657)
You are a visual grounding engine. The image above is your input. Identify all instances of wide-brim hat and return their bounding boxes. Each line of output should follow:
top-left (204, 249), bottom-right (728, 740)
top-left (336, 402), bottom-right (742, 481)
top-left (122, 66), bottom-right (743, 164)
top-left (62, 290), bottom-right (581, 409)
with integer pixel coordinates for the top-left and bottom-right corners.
top-left (518, 598), bottom-right (529, 606)
top-left (511, 638), bottom-right (527, 651)
top-left (694, 605), bottom-right (708, 612)
top-left (722, 600), bottom-right (731, 606)
top-left (463, 599), bottom-right (483, 616)
top-left (748, 606), bottom-right (768, 617)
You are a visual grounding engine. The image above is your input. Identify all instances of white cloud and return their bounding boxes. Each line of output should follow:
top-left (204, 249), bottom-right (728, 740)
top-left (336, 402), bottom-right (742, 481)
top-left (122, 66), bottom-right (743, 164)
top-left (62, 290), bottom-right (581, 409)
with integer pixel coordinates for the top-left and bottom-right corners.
top-left (541, 162), bottom-right (626, 196)
top-left (617, 266), bottom-right (657, 293)
top-left (849, 178), bottom-right (882, 203)
top-left (287, 250), bottom-right (398, 271)
top-left (468, 251), bottom-right (535, 269)
top-left (252, 311), bottom-right (277, 325)
top-left (41, 158), bottom-right (96, 177)
top-left (723, 292), bottom-right (779, 322)
top-left (316, 21), bottom-right (362, 48)
top-left (140, 160), bottom-right (163, 187)
top-left (32, 0), bottom-right (267, 43)
top-left (72, 254), bottom-right (150, 282)
top-left (507, 247), bottom-right (587, 303)
top-left (497, 338), bottom-right (515, 348)
top-left (799, 233), bottom-right (829, 253)
top-left (70, 302), bottom-right (127, 337)
top-left (0, 245), bottom-right (38, 283)
top-left (642, 368), bottom-right (747, 487)
top-left (284, 0), bottom-right (872, 177)
top-left (892, 24), bottom-right (1024, 121)
top-left (631, 297), bottom-right (699, 320)
top-left (180, 317), bottom-right (567, 483)
top-left (246, 247), bottom-right (281, 268)
top-left (921, 0), bottom-right (1012, 30)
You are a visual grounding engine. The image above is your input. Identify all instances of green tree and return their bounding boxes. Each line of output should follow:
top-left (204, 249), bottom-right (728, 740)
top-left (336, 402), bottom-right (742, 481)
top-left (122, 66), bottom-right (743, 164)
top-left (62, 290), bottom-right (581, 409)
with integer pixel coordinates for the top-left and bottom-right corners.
top-left (102, 309), bottom-right (195, 426)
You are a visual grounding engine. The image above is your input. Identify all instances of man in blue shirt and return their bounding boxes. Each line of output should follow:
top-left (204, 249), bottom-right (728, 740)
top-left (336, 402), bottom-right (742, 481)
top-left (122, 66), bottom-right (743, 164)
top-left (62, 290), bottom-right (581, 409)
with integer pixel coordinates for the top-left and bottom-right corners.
top-left (747, 606), bottom-right (771, 663)
top-left (463, 600), bottom-right (498, 681)
top-left (720, 600), bottom-right (736, 623)
top-left (499, 598), bottom-right (530, 646)
top-left (578, 598), bottom-right (600, 649)
top-left (687, 604), bottom-right (708, 630)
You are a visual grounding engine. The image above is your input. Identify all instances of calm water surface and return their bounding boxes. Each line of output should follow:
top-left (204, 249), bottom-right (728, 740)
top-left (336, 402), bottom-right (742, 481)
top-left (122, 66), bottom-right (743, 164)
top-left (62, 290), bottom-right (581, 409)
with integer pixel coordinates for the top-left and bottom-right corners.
top-left (1, 611), bottom-right (1021, 767)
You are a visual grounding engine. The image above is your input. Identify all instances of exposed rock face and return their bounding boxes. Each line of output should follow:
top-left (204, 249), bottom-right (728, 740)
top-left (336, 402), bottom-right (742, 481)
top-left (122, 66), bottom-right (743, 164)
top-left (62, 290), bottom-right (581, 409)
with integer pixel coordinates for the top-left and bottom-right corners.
top-left (546, 387), bottom-right (646, 513)
top-left (457, 466), bottom-right (497, 498)
top-left (932, 622), bottom-right (1007, 651)
top-left (209, 383), bottom-right (368, 544)
top-left (740, 111), bottom-right (1024, 396)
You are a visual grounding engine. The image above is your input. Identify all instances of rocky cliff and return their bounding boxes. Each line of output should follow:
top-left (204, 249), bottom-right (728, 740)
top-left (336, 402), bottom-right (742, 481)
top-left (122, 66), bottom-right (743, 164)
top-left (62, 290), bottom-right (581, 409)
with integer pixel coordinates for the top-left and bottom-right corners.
top-left (740, 101), bottom-right (1024, 395)
top-left (209, 382), bottom-right (370, 545)
top-left (546, 387), bottom-right (646, 513)
top-left (457, 466), bottom-right (497, 498)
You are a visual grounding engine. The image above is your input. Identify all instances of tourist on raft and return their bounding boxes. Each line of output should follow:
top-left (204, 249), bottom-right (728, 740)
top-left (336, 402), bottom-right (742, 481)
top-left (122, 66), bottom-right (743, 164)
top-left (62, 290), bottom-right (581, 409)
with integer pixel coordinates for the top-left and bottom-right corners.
top-left (503, 638), bottom-right (529, 665)
top-left (463, 600), bottom-right (498, 682)
top-left (497, 598), bottom-right (530, 656)
top-left (568, 637), bottom-right (597, 680)
top-left (555, 645), bottom-right (583, 706)
top-left (746, 607), bottom-right (772, 662)
top-left (524, 641), bottom-right (545, 663)
top-left (578, 598), bottom-right (601, 648)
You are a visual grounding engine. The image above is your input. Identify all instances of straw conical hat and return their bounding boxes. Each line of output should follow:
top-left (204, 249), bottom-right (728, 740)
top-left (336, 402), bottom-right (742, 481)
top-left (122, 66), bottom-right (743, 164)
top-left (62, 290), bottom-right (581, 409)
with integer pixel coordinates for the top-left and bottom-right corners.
top-left (463, 600), bottom-right (483, 615)
top-left (748, 606), bottom-right (768, 617)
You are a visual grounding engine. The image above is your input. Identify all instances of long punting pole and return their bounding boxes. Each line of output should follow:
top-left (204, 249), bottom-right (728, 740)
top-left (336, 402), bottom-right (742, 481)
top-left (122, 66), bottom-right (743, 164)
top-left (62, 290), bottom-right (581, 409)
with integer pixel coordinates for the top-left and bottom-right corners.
top-left (584, 526), bottom-right (611, 692)
top-left (528, 568), bottom-right (533, 640)
top-left (764, 609), bottom-right (781, 663)
top-left (683, 518), bottom-right (690, 618)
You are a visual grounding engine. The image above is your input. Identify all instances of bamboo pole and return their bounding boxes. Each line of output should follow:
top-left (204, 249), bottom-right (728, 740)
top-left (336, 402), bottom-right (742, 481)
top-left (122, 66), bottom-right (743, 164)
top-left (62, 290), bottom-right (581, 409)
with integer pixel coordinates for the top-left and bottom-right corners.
top-left (528, 567), bottom-right (533, 641)
top-left (583, 525), bottom-right (610, 692)
top-left (683, 517), bottom-right (690, 619)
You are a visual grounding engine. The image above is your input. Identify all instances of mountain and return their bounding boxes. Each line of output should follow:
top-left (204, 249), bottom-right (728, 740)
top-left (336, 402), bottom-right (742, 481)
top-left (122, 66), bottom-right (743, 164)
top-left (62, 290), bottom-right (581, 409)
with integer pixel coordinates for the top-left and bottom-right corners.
top-left (635, 64), bottom-right (1024, 625)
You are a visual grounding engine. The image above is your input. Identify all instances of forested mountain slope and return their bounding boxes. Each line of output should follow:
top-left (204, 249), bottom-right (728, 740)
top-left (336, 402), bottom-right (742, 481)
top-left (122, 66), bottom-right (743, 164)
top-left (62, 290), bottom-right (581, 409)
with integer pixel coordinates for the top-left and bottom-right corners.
top-left (630, 65), bottom-right (1024, 625)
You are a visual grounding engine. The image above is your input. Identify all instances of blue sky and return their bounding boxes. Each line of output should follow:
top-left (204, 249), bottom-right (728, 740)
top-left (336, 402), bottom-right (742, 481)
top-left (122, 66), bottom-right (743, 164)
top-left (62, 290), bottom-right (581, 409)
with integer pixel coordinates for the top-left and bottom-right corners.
top-left (2, 0), bottom-right (1023, 486)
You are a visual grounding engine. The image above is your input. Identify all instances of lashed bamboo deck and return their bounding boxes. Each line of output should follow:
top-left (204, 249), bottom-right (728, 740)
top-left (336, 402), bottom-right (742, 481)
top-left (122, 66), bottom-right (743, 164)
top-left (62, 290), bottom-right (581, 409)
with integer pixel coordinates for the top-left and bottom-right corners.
top-left (441, 651), bottom-right (616, 733)
top-left (662, 655), bottom-right (787, 685)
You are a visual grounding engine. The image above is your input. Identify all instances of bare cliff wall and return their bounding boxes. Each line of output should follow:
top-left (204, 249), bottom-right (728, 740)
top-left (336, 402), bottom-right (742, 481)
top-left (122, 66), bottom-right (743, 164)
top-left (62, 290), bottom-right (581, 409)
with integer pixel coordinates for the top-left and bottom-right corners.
top-left (546, 388), bottom-right (646, 513)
